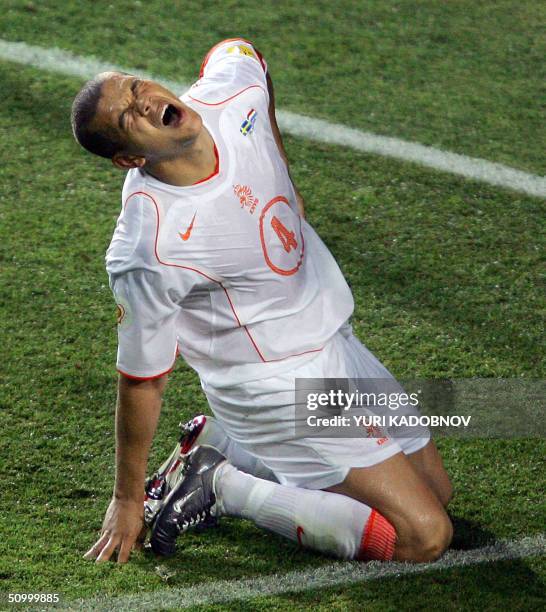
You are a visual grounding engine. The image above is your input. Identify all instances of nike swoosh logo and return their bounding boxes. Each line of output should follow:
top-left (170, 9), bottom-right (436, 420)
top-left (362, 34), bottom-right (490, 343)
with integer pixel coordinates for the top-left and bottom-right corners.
top-left (173, 489), bottom-right (198, 515)
top-left (179, 212), bottom-right (196, 241)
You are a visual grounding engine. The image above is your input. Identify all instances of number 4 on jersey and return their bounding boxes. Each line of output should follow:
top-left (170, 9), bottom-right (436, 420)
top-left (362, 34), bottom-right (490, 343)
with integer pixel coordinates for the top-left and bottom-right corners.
top-left (271, 216), bottom-right (298, 253)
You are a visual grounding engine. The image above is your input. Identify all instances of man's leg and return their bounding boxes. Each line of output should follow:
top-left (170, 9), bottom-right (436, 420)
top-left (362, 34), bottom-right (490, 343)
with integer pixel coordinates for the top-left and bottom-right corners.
top-left (215, 461), bottom-right (397, 561)
top-left (151, 444), bottom-right (450, 562)
top-left (216, 452), bottom-right (451, 562)
top-left (198, 414), bottom-right (451, 509)
top-left (338, 328), bottom-right (453, 509)
top-left (405, 440), bottom-right (453, 508)
top-left (327, 450), bottom-right (453, 562)
top-left (186, 417), bottom-right (451, 559)
top-left (199, 426), bottom-right (450, 560)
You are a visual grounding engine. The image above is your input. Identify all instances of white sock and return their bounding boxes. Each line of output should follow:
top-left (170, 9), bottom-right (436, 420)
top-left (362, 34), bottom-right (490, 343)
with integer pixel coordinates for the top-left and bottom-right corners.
top-left (199, 417), bottom-right (277, 482)
top-left (215, 464), bottom-right (396, 560)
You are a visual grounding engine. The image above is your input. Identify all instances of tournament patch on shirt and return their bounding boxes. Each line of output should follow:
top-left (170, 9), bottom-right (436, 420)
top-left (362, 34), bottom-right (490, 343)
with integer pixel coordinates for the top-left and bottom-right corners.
top-left (226, 44), bottom-right (258, 61)
top-left (240, 108), bottom-right (258, 136)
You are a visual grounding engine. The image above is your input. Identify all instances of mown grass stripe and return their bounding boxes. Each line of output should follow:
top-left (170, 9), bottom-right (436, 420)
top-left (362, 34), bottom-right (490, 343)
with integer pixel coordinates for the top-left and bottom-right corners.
top-left (61, 534), bottom-right (545, 611)
top-left (1, 38), bottom-right (545, 198)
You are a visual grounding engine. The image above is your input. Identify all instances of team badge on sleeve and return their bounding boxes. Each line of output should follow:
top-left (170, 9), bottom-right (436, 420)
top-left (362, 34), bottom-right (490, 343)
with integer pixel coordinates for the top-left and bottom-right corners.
top-left (114, 295), bottom-right (132, 328)
top-left (240, 109), bottom-right (258, 136)
top-left (116, 303), bottom-right (125, 325)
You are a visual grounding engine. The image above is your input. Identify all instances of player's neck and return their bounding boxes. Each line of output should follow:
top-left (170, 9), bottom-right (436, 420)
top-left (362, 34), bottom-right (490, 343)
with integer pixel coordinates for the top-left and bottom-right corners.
top-left (145, 128), bottom-right (216, 187)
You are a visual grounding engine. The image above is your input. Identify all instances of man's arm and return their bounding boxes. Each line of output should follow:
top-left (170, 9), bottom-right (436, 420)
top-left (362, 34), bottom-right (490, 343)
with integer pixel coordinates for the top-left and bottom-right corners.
top-left (266, 72), bottom-right (305, 217)
top-left (84, 373), bottom-right (167, 563)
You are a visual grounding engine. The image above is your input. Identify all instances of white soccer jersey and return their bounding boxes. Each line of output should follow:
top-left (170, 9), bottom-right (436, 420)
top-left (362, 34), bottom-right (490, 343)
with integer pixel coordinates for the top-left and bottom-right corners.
top-left (106, 39), bottom-right (354, 386)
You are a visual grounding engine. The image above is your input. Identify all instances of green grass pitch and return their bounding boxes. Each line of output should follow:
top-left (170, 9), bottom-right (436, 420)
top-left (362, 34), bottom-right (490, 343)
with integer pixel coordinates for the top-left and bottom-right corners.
top-left (0, 1), bottom-right (544, 609)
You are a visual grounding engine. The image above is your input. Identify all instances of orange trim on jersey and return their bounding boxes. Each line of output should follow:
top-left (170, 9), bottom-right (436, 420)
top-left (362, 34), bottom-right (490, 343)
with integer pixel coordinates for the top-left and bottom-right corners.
top-left (188, 84), bottom-right (266, 108)
top-left (192, 143), bottom-right (219, 185)
top-left (199, 38), bottom-right (267, 78)
top-left (118, 357), bottom-right (177, 381)
top-left (256, 345), bottom-right (324, 364)
top-left (123, 191), bottom-right (325, 364)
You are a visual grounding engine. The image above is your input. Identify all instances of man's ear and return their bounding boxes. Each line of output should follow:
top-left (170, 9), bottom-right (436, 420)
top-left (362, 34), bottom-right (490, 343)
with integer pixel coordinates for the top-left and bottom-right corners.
top-left (112, 152), bottom-right (146, 170)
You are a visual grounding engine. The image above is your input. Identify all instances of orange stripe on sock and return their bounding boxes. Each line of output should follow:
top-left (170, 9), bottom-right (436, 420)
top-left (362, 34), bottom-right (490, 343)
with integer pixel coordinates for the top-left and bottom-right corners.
top-left (357, 509), bottom-right (396, 561)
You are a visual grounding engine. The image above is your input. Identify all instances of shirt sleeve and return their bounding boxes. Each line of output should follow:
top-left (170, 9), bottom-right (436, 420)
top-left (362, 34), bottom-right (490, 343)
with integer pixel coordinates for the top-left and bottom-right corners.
top-left (111, 268), bottom-right (180, 380)
top-left (199, 38), bottom-right (268, 90)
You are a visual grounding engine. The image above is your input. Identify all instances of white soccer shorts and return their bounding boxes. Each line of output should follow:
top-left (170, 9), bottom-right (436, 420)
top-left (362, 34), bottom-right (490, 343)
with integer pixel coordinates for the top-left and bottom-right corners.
top-left (202, 326), bottom-right (431, 489)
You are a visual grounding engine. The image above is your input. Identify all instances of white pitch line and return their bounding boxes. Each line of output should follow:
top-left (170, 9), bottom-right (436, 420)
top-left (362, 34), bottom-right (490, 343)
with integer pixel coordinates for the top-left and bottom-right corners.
top-left (1, 39), bottom-right (545, 198)
top-left (62, 534), bottom-right (545, 611)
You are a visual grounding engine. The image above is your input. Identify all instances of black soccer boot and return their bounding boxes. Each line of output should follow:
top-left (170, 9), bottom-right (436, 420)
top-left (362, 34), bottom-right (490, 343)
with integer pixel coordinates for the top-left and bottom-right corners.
top-left (143, 415), bottom-right (209, 526)
top-left (150, 445), bottom-right (227, 557)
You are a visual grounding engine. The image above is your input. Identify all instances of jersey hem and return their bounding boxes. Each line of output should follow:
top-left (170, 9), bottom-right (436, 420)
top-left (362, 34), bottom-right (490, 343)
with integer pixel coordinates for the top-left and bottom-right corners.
top-left (117, 351), bottom-right (178, 381)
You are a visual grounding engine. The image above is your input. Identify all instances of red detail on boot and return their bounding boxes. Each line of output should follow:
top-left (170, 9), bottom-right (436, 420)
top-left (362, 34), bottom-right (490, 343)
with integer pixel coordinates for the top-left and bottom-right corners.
top-left (357, 509), bottom-right (396, 561)
top-left (180, 415), bottom-right (207, 454)
top-left (167, 459), bottom-right (181, 475)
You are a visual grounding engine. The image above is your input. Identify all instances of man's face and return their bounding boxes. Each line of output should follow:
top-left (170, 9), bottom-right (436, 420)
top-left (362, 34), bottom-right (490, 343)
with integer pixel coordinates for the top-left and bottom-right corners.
top-left (93, 72), bottom-right (204, 165)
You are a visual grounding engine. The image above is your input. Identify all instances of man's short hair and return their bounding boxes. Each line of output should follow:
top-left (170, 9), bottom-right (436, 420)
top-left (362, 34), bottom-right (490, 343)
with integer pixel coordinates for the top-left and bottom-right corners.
top-left (71, 75), bottom-right (125, 159)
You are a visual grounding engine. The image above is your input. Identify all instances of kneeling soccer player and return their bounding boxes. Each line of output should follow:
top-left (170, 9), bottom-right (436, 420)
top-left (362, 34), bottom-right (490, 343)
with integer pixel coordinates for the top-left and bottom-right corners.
top-left (73, 38), bottom-right (453, 564)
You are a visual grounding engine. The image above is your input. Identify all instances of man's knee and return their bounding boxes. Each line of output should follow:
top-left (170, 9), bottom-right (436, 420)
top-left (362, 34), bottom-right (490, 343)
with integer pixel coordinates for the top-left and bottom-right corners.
top-left (404, 511), bottom-right (453, 562)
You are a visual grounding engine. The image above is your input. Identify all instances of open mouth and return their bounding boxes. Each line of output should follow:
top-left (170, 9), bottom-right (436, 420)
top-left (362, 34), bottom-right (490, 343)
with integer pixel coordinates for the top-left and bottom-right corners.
top-left (161, 104), bottom-right (182, 128)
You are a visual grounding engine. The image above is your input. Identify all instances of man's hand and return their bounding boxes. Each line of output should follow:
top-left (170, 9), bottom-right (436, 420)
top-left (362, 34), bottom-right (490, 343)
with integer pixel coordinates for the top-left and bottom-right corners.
top-left (84, 497), bottom-right (145, 563)
top-left (84, 373), bottom-right (167, 563)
